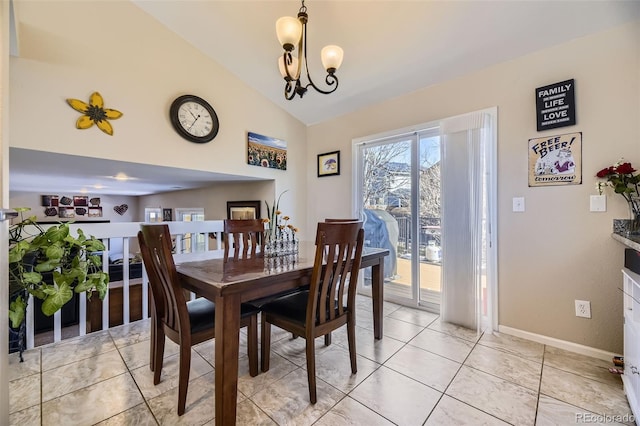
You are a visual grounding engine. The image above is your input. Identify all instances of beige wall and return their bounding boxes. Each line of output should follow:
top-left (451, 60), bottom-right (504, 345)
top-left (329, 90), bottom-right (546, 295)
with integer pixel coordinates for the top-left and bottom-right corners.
top-left (139, 180), bottom-right (274, 222)
top-left (10, 181), bottom-right (276, 226)
top-left (8, 0), bottom-right (308, 237)
top-left (306, 21), bottom-right (640, 353)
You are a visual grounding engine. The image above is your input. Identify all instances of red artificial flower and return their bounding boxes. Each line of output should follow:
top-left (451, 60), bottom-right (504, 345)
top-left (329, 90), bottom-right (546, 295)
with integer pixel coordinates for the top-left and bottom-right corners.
top-left (596, 167), bottom-right (614, 178)
top-left (616, 162), bottom-right (636, 175)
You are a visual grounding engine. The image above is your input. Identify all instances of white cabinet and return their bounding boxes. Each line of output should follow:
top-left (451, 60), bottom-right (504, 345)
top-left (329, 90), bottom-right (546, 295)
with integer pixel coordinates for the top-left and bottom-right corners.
top-left (622, 268), bottom-right (640, 420)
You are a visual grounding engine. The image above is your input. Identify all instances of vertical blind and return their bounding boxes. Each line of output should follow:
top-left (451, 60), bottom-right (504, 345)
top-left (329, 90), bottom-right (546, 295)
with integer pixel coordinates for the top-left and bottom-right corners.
top-left (440, 110), bottom-right (495, 332)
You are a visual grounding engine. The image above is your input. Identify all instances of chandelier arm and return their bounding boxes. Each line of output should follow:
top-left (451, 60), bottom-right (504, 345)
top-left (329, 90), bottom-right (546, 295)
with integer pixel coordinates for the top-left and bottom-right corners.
top-left (299, 16), bottom-right (338, 96)
top-left (284, 80), bottom-right (297, 100)
top-left (304, 73), bottom-right (339, 95)
top-left (282, 52), bottom-right (295, 81)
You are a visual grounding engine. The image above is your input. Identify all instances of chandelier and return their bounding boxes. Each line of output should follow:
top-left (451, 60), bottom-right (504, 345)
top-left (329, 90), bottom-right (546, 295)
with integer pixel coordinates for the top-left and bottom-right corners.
top-left (275, 0), bottom-right (344, 100)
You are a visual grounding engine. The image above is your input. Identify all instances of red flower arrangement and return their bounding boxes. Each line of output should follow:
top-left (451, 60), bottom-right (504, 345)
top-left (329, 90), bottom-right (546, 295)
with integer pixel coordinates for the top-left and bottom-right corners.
top-left (596, 159), bottom-right (640, 218)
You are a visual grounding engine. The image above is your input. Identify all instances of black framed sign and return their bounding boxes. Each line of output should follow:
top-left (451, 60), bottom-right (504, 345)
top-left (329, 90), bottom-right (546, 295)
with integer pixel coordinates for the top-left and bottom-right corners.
top-left (536, 79), bottom-right (575, 131)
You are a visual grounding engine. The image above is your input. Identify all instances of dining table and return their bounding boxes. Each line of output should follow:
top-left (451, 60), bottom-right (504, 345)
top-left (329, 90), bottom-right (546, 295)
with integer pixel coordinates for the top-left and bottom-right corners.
top-left (175, 241), bottom-right (389, 425)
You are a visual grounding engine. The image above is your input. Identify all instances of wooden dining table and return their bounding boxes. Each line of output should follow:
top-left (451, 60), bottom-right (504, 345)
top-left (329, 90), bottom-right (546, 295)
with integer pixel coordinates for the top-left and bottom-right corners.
top-left (175, 241), bottom-right (389, 425)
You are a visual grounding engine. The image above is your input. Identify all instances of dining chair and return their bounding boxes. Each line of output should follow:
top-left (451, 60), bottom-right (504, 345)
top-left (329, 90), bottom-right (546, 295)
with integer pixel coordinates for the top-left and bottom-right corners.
top-left (260, 221), bottom-right (365, 403)
top-left (138, 224), bottom-right (260, 416)
top-left (321, 218), bottom-right (360, 345)
top-left (223, 218), bottom-right (265, 260)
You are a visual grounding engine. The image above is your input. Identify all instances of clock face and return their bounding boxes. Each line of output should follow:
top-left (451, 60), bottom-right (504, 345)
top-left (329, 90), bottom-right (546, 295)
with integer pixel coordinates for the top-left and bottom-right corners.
top-left (170, 95), bottom-right (219, 143)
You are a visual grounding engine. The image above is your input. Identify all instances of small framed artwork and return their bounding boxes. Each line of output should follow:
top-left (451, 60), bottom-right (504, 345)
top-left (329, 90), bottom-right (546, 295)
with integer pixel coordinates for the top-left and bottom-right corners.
top-left (58, 207), bottom-right (75, 218)
top-left (247, 131), bottom-right (287, 170)
top-left (162, 208), bottom-right (173, 221)
top-left (88, 207), bottom-right (103, 217)
top-left (528, 131), bottom-right (582, 187)
top-left (73, 196), bottom-right (88, 206)
top-left (41, 195), bottom-right (59, 207)
top-left (227, 200), bottom-right (261, 220)
top-left (317, 151), bottom-right (340, 177)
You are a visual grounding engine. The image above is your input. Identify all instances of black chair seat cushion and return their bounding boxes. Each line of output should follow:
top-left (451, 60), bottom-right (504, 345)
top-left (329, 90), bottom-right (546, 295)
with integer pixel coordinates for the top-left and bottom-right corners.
top-left (261, 290), bottom-right (341, 326)
top-left (246, 285), bottom-right (310, 309)
top-left (187, 298), bottom-right (260, 334)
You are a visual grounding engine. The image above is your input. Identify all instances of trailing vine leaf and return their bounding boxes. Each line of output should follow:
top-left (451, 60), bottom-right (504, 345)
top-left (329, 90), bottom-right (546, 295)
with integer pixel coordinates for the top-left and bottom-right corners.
top-left (41, 282), bottom-right (73, 316)
top-left (9, 296), bottom-right (26, 329)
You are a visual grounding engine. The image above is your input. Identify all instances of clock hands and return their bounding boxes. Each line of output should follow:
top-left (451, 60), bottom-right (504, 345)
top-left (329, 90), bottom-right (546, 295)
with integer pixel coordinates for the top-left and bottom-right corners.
top-left (187, 114), bottom-right (201, 131)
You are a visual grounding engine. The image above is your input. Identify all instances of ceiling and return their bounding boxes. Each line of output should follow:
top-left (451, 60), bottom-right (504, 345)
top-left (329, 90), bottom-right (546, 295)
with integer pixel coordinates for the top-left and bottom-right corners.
top-left (10, 0), bottom-right (640, 196)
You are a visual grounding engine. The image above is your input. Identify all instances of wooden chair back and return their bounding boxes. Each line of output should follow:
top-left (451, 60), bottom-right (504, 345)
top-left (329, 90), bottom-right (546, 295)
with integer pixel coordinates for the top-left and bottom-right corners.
top-left (307, 221), bottom-right (364, 329)
top-left (324, 218), bottom-right (359, 222)
top-left (138, 224), bottom-right (188, 336)
top-left (223, 219), bottom-right (265, 260)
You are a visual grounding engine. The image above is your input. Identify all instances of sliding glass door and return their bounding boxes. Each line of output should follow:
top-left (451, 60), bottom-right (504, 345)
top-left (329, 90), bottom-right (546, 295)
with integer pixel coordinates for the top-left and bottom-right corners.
top-left (354, 108), bottom-right (497, 330)
top-left (354, 127), bottom-right (442, 310)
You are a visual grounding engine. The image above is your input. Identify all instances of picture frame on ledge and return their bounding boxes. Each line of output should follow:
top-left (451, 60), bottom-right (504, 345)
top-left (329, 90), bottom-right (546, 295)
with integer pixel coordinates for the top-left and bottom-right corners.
top-left (317, 151), bottom-right (340, 177)
top-left (227, 200), bottom-right (261, 220)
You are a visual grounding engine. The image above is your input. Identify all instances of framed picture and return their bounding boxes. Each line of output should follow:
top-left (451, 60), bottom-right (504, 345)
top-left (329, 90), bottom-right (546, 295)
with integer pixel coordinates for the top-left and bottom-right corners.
top-left (88, 207), bottom-right (103, 217)
top-left (58, 207), bottom-right (75, 218)
top-left (162, 208), bottom-right (173, 221)
top-left (73, 196), bottom-right (88, 206)
top-left (247, 131), bottom-right (287, 170)
top-left (227, 200), bottom-right (261, 220)
top-left (528, 131), bottom-right (582, 187)
top-left (41, 195), bottom-right (59, 207)
top-left (317, 150), bottom-right (340, 177)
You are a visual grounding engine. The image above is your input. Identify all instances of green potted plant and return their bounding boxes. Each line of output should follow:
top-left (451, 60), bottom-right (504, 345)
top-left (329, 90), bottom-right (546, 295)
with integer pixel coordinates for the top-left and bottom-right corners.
top-left (8, 208), bottom-right (109, 359)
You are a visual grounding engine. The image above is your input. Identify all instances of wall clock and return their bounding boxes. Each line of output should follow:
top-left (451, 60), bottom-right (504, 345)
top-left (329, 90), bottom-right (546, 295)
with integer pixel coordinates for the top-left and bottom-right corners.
top-left (169, 95), bottom-right (219, 143)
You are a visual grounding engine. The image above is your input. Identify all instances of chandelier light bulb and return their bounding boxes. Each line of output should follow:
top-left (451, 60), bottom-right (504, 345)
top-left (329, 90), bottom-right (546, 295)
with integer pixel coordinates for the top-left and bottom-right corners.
top-left (278, 55), bottom-right (300, 80)
top-left (276, 16), bottom-right (302, 51)
top-left (321, 45), bottom-right (344, 73)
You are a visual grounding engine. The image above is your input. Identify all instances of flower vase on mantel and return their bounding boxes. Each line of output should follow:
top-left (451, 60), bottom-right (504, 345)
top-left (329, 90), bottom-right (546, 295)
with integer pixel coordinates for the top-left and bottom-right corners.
top-left (628, 196), bottom-right (640, 236)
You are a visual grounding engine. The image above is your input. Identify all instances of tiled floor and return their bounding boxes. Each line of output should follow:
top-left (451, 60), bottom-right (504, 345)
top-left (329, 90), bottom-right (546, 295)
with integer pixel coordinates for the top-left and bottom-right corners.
top-left (8, 295), bottom-right (635, 425)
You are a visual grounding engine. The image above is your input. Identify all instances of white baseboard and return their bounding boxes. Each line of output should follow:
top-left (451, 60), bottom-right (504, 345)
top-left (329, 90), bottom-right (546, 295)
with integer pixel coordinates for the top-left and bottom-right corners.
top-left (498, 325), bottom-right (620, 362)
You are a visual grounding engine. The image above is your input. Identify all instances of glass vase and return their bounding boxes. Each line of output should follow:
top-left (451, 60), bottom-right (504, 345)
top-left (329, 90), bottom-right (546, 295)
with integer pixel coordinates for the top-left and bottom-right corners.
top-left (629, 197), bottom-right (640, 236)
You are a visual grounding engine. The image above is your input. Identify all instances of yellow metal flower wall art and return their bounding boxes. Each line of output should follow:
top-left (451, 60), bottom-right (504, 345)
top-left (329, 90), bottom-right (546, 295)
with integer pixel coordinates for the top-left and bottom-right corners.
top-left (66, 92), bottom-right (123, 136)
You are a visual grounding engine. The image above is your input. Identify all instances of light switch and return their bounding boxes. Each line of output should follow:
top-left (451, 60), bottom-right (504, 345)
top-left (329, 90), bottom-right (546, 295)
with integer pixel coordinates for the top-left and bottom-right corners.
top-left (590, 195), bottom-right (606, 212)
top-left (512, 197), bottom-right (525, 212)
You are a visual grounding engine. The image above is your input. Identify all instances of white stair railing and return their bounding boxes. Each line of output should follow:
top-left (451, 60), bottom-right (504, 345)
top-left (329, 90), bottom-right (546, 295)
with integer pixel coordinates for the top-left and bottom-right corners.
top-left (21, 220), bottom-right (225, 349)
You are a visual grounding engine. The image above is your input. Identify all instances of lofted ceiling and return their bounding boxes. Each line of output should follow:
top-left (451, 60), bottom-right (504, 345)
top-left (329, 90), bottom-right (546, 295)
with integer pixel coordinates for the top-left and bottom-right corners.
top-left (10, 0), bottom-right (640, 196)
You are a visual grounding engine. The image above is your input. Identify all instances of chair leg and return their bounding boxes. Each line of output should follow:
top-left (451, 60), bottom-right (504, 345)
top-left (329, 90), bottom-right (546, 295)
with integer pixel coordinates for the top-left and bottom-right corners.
top-left (261, 319), bottom-right (271, 372)
top-left (247, 314), bottom-right (259, 377)
top-left (324, 332), bottom-right (331, 346)
top-left (347, 314), bottom-right (357, 374)
top-left (177, 341), bottom-right (192, 416)
top-left (153, 327), bottom-right (165, 385)
top-left (305, 338), bottom-right (317, 404)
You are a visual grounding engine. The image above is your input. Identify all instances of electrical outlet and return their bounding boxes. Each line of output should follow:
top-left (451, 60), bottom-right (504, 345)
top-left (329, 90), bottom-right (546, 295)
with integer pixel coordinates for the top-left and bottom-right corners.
top-left (575, 300), bottom-right (591, 318)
